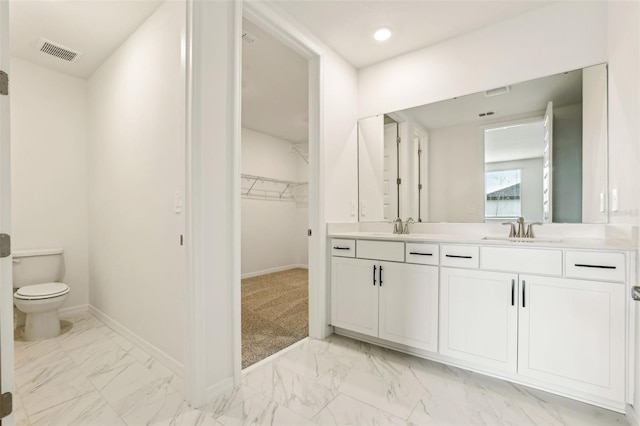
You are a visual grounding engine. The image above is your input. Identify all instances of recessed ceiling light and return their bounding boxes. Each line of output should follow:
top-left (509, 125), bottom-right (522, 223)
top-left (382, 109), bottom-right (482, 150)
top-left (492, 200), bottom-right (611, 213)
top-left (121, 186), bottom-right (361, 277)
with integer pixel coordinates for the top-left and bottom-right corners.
top-left (373, 27), bottom-right (392, 42)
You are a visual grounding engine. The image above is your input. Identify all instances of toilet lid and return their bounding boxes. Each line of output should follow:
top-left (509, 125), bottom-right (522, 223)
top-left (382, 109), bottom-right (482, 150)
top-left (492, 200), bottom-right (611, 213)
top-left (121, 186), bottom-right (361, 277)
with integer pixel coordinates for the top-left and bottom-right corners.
top-left (14, 282), bottom-right (69, 300)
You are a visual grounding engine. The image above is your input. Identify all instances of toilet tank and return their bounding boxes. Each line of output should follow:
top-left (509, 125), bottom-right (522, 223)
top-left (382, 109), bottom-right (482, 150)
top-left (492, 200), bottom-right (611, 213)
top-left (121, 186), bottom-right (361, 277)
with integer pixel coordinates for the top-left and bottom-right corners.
top-left (13, 248), bottom-right (65, 289)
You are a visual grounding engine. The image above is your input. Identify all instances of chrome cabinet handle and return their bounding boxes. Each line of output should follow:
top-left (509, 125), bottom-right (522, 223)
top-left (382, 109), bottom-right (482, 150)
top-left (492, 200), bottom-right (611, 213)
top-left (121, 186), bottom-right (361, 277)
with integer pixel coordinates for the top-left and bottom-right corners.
top-left (522, 280), bottom-right (526, 308)
top-left (511, 279), bottom-right (515, 306)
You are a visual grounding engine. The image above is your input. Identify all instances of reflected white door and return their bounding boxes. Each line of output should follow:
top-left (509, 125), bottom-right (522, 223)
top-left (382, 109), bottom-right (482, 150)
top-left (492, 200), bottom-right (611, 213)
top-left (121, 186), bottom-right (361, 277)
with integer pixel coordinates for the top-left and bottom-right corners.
top-left (542, 101), bottom-right (553, 223)
top-left (0, 0), bottom-right (13, 424)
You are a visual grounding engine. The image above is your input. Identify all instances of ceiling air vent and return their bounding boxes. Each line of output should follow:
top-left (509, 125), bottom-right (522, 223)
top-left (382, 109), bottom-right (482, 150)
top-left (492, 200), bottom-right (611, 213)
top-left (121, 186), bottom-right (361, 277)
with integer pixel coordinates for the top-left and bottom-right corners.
top-left (36, 38), bottom-right (82, 62)
top-left (484, 86), bottom-right (510, 97)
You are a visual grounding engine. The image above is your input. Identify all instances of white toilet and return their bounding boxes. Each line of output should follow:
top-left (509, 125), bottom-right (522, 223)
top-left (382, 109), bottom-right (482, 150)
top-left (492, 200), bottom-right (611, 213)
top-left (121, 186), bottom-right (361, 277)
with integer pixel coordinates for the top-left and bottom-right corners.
top-left (13, 248), bottom-right (70, 341)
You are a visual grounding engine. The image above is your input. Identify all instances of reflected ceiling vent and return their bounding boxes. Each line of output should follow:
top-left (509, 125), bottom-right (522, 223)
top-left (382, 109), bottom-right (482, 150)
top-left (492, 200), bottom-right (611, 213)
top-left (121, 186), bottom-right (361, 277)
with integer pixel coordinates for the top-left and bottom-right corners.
top-left (242, 30), bottom-right (258, 44)
top-left (36, 38), bottom-right (82, 62)
top-left (484, 86), bottom-right (510, 97)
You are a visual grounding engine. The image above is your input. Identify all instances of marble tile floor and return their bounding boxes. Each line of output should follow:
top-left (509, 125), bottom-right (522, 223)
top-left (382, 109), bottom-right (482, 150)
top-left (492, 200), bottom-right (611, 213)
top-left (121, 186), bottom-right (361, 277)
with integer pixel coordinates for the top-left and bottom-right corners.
top-left (14, 313), bottom-right (630, 425)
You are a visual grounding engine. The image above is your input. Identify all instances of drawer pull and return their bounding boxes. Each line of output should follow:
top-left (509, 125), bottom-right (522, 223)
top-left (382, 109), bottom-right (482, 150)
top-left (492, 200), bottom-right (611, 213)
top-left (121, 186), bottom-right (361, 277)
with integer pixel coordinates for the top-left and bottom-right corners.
top-left (379, 265), bottom-right (383, 287)
top-left (445, 254), bottom-right (473, 259)
top-left (574, 263), bottom-right (616, 270)
top-left (333, 246), bottom-right (351, 250)
top-left (409, 252), bottom-right (433, 256)
top-left (373, 265), bottom-right (377, 286)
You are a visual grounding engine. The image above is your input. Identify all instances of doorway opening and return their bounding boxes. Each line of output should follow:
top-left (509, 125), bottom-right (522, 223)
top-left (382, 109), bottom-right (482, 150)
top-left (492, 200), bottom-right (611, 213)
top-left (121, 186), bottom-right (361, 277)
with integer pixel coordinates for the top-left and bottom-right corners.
top-left (239, 16), bottom-right (310, 369)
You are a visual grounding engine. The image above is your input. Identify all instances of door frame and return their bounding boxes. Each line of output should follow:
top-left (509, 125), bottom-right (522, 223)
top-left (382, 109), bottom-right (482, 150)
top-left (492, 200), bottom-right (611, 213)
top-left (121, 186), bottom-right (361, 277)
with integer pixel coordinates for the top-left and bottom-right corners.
top-left (240, 0), bottom-right (329, 351)
top-left (0, 0), bottom-right (13, 423)
top-left (183, 0), bottom-right (328, 406)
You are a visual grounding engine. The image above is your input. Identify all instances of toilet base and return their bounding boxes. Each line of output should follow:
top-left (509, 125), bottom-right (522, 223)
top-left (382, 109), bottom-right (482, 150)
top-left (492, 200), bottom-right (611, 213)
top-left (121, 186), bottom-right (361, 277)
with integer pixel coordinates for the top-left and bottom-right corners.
top-left (24, 310), bottom-right (61, 341)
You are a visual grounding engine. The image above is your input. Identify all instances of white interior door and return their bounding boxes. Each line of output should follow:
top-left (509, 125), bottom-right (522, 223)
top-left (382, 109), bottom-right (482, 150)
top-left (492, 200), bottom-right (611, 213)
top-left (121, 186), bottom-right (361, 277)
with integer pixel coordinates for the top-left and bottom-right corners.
top-left (542, 101), bottom-right (553, 223)
top-left (0, 0), bottom-right (13, 424)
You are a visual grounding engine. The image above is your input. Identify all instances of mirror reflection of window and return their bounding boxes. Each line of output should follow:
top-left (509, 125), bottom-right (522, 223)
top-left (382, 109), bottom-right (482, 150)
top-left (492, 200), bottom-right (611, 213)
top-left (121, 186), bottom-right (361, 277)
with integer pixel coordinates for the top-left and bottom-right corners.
top-left (484, 120), bottom-right (545, 222)
top-left (485, 169), bottom-right (522, 219)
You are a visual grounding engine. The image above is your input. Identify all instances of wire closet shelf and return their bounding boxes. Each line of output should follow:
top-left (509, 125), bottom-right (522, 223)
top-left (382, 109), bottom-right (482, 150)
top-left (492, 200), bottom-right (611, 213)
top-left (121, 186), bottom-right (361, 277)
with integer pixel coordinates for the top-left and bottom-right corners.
top-left (241, 174), bottom-right (308, 206)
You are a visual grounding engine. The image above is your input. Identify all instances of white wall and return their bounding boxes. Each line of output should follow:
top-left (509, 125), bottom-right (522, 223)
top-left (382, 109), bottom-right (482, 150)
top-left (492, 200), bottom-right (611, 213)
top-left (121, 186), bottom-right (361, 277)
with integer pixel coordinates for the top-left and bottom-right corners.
top-left (582, 64), bottom-right (608, 224)
top-left (428, 123), bottom-right (484, 222)
top-left (10, 57), bottom-right (89, 309)
top-left (358, 1), bottom-right (607, 118)
top-left (357, 115), bottom-right (384, 221)
top-left (241, 128), bottom-right (307, 277)
top-left (87, 1), bottom-right (185, 364)
top-left (607, 2), bottom-right (640, 225)
top-left (323, 50), bottom-right (359, 223)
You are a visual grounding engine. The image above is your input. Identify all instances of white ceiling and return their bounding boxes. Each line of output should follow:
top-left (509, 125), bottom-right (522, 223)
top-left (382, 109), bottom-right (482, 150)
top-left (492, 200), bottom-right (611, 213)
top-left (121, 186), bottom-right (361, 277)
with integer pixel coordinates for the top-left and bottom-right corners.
top-left (10, 0), bottom-right (163, 78)
top-left (400, 69), bottom-right (582, 130)
top-left (267, 0), bottom-right (554, 68)
top-left (8, 0), bottom-right (562, 146)
top-left (242, 18), bottom-right (308, 144)
top-left (484, 121), bottom-right (545, 163)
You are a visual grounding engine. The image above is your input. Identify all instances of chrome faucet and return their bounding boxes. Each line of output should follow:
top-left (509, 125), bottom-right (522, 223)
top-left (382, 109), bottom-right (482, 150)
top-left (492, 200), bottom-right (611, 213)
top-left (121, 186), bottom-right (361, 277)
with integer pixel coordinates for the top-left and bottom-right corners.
top-left (393, 218), bottom-right (403, 234)
top-left (516, 217), bottom-right (525, 238)
top-left (526, 222), bottom-right (542, 238)
top-left (403, 217), bottom-right (414, 234)
top-left (502, 217), bottom-right (542, 239)
top-left (501, 221), bottom-right (516, 237)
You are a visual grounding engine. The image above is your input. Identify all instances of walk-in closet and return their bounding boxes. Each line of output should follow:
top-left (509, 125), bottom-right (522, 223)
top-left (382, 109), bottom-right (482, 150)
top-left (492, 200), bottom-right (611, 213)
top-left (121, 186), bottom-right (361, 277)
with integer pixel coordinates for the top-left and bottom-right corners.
top-left (240, 18), bottom-right (309, 368)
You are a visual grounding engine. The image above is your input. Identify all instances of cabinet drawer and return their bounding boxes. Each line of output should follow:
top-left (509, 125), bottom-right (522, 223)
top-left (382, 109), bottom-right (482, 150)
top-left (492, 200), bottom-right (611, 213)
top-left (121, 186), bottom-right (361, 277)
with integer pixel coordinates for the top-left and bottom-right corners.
top-left (440, 245), bottom-right (479, 268)
top-left (331, 239), bottom-right (355, 258)
top-left (481, 247), bottom-right (562, 276)
top-left (565, 251), bottom-right (625, 282)
top-left (406, 243), bottom-right (439, 265)
top-left (357, 240), bottom-right (404, 262)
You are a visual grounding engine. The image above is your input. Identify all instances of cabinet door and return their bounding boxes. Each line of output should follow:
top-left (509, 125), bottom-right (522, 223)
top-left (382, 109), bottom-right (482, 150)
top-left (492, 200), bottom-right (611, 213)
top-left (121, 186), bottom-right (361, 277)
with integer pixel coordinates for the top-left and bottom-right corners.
top-left (378, 262), bottom-right (438, 352)
top-left (331, 257), bottom-right (379, 337)
top-left (518, 275), bottom-right (625, 401)
top-left (440, 268), bottom-right (518, 372)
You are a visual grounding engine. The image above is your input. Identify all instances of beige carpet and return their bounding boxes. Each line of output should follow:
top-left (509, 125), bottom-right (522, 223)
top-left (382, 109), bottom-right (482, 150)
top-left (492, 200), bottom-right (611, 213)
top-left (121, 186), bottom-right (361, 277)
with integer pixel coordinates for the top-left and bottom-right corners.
top-left (242, 268), bottom-right (309, 369)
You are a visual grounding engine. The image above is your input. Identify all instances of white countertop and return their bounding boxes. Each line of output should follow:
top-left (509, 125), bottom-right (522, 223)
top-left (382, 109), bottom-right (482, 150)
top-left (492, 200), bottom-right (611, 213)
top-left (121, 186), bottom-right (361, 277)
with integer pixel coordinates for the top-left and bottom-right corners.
top-left (328, 231), bottom-right (636, 251)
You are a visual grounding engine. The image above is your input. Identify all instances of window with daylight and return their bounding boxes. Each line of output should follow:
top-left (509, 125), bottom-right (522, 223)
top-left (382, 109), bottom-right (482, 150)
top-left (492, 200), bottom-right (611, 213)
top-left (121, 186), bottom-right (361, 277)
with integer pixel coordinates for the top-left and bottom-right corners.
top-left (485, 169), bottom-right (522, 218)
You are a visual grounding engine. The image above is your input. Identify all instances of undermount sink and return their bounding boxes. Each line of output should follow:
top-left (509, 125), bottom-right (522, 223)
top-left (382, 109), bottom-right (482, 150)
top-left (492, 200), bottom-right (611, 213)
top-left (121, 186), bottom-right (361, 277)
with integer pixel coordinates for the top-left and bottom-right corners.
top-left (482, 236), bottom-right (563, 243)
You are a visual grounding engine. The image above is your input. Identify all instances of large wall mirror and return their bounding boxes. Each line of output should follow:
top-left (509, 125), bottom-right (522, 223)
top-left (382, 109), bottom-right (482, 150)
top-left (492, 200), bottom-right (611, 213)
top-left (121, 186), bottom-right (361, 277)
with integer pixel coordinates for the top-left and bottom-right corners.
top-left (358, 63), bottom-right (608, 224)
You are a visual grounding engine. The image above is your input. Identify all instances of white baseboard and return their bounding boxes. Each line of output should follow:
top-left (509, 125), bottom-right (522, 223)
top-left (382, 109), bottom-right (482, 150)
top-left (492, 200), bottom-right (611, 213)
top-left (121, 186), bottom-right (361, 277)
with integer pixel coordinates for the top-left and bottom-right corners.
top-left (241, 264), bottom-right (308, 279)
top-left (628, 404), bottom-right (640, 426)
top-left (88, 305), bottom-right (184, 379)
top-left (59, 304), bottom-right (89, 319)
top-left (205, 377), bottom-right (235, 404)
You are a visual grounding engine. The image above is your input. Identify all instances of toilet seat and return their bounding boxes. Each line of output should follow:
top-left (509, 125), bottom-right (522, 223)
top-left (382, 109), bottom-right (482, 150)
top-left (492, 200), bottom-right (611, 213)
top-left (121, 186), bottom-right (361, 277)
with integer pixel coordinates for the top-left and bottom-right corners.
top-left (14, 282), bottom-right (70, 300)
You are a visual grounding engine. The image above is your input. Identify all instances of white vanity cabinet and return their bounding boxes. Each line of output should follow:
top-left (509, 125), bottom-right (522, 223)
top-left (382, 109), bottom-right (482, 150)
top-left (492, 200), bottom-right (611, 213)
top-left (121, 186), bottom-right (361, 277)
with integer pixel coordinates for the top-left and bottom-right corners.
top-left (378, 262), bottom-right (438, 351)
top-left (330, 239), bottom-right (439, 351)
top-left (439, 267), bottom-right (518, 372)
top-left (330, 257), bottom-right (380, 337)
top-left (518, 274), bottom-right (626, 402)
top-left (329, 235), bottom-right (633, 411)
